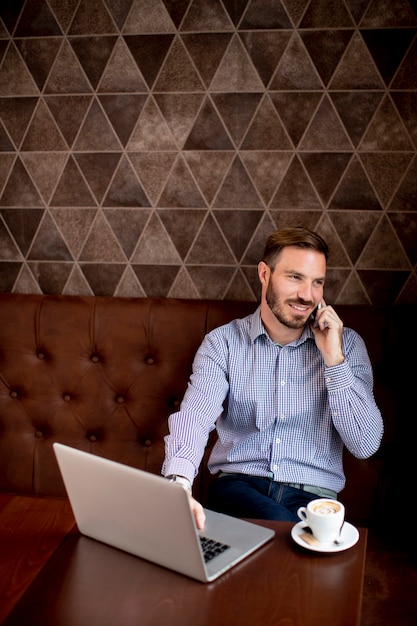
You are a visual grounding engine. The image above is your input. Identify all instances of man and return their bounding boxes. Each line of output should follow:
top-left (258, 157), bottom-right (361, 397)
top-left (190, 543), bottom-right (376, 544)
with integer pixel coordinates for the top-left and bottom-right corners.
top-left (162, 227), bottom-right (383, 530)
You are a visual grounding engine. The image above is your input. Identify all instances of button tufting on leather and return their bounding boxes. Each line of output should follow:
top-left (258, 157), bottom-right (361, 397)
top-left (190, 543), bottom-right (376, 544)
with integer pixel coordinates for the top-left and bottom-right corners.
top-left (63, 394), bottom-right (71, 402)
top-left (146, 356), bottom-right (155, 365)
top-left (144, 439), bottom-right (152, 447)
top-left (116, 396), bottom-right (125, 404)
top-left (37, 352), bottom-right (45, 360)
top-left (10, 390), bottom-right (18, 398)
top-left (91, 354), bottom-right (100, 363)
top-left (89, 434), bottom-right (97, 442)
top-left (35, 430), bottom-right (43, 438)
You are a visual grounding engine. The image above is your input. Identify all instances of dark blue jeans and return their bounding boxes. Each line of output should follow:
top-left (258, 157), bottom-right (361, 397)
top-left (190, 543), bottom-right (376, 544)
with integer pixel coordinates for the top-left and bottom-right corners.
top-left (207, 473), bottom-right (320, 522)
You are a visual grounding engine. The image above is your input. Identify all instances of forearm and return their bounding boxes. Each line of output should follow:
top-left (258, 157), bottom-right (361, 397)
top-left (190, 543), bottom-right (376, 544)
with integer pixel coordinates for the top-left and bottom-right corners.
top-left (163, 384), bottom-right (226, 484)
top-left (326, 362), bottom-right (383, 458)
top-left (163, 411), bottom-right (210, 484)
top-left (163, 336), bottom-right (230, 482)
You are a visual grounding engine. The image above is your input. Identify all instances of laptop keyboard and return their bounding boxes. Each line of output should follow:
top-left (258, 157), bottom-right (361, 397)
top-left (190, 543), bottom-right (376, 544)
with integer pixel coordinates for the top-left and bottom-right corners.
top-left (199, 536), bottom-right (231, 563)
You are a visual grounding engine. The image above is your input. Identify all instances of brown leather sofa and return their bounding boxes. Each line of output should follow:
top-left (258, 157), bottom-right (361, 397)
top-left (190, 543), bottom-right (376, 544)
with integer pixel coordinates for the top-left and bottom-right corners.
top-left (0, 293), bottom-right (415, 624)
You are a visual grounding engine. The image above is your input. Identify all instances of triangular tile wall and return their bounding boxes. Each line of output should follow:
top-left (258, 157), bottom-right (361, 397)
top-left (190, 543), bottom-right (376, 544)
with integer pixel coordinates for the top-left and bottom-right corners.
top-left (0, 0), bottom-right (416, 304)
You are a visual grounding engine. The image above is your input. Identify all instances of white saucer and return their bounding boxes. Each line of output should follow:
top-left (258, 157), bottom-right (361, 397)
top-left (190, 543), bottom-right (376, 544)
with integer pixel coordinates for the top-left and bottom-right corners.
top-left (291, 521), bottom-right (359, 553)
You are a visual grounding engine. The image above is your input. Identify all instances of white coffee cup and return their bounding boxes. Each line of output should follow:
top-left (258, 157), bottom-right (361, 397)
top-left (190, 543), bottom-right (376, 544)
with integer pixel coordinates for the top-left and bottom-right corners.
top-left (297, 498), bottom-right (345, 544)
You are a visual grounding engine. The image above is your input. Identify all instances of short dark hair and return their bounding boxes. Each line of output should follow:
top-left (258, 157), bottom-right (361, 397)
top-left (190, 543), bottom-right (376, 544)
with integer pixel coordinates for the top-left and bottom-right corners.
top-left (262, 227), bottom-right (329, 269)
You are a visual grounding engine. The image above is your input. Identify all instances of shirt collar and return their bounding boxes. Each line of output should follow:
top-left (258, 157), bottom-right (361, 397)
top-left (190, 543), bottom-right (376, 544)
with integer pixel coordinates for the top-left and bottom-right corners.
top-left (250, 306), bottom-right (314, 347)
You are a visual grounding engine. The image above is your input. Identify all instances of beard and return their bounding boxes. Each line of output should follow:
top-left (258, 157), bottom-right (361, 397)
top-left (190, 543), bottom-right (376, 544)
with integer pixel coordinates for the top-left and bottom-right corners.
top-left (265, 280), bottom-right (311, 330)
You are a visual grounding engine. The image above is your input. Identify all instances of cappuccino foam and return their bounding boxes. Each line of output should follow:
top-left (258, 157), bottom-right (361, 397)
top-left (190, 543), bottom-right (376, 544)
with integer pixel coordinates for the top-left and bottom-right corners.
top-left (311, 501), bottom-right (340, 515)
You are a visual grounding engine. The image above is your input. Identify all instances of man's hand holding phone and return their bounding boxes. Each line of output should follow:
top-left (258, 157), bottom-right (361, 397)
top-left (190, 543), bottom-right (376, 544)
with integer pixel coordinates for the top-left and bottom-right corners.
top-left (310, 299), bottom-right (345, 367)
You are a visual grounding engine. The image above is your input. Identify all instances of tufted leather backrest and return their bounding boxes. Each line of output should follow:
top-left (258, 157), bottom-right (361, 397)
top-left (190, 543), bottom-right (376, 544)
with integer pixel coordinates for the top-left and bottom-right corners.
top-left (0, 292), bottom-right (413, 528)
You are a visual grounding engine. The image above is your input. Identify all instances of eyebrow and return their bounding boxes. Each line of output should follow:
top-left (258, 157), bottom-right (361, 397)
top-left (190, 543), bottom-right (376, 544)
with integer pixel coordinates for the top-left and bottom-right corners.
top-left (284, 269), bottom-right (326, 282)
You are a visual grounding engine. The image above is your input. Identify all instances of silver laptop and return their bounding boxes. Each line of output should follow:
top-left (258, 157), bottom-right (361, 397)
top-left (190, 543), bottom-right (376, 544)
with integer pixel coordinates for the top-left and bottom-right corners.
top-left (53, 443), bottom-right (275, 583)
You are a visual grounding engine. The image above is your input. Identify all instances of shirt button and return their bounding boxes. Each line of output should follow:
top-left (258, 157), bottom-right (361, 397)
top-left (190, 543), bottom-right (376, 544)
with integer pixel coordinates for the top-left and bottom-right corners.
top-left (273, 464), bottom-right (278, 471)
top-left (279, 413), bottom-right (285, 420)
top-left (280, 380), bottom-right (285, 386)
top-left (276, 438), bottom-right (281, 444)
top-left (326, 377), bottom-right (331, 382)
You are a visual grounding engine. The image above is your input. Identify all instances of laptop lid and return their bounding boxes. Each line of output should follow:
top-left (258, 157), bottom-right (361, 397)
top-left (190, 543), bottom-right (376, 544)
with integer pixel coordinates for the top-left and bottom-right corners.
top-left (53, 443), bottom-right (275, 583)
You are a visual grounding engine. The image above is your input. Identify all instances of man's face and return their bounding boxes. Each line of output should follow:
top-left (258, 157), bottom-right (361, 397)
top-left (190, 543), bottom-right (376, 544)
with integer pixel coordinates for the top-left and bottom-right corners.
top-left (263, 246), bottom-right (326, 330)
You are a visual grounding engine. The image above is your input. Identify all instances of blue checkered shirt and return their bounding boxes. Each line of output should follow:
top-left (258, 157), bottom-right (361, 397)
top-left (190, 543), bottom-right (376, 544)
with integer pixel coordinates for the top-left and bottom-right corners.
top-left (163, 307), bottom-right (383, 493)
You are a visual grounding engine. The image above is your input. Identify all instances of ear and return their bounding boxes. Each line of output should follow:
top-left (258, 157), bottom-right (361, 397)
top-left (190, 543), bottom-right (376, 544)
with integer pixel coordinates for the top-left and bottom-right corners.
top-left (258, 261), bottom-right (270, 286)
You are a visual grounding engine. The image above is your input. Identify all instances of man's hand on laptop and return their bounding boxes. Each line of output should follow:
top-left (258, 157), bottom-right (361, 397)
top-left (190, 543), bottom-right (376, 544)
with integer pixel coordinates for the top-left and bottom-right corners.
top-left (190, 496), bottom-right (206, 530)
top-left (165, 474), bottom-right (206, 529)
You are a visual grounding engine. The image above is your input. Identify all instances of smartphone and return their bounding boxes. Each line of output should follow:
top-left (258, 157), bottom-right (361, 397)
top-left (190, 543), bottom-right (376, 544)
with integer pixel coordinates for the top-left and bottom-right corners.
top-left (310, 301), bottom-right (321, 322)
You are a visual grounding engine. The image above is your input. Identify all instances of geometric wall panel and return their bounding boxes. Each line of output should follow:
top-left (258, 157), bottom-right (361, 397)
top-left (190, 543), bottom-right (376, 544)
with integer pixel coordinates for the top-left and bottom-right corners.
top-left (0, 0), bottom-right (416, 304)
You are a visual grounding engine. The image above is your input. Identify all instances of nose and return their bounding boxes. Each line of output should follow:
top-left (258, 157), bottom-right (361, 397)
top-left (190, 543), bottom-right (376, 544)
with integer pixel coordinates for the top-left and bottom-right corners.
top-left (298, 283), bottom-right (314, 303)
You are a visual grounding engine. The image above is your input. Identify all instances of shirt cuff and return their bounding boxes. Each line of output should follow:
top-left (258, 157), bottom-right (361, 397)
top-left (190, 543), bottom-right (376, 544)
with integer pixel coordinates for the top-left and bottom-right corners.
top-left (324, 360), bottom-right (355, 391)
top-left (162, 458), bottom-right (195, 486)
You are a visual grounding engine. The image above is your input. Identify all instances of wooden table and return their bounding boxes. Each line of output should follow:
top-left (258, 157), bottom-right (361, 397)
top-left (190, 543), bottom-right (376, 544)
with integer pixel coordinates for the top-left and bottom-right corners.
top-left (0, 494), bottom-right (367, 626)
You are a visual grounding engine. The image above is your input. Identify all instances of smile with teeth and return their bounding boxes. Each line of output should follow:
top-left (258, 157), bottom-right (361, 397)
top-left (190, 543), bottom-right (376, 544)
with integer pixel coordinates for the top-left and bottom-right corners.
top-left (290, 304), bottom-right (309, 313)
